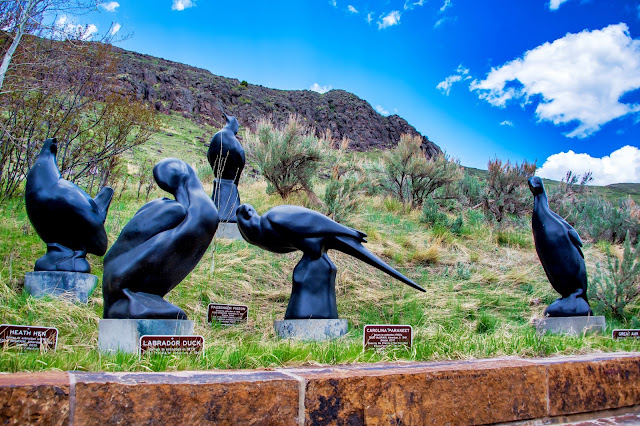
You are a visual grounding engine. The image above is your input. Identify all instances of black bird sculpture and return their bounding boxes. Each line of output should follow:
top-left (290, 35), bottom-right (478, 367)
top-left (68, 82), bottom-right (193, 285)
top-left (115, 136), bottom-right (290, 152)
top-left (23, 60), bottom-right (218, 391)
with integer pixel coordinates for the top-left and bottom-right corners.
top-left (207, 115), bottom-right (245, 222)
top-left (25, 138), bottom-right (113, 273)
top-left (102, 158), bottom-right (219, 319)
top-left (528, 176), bottom-right (592, 317)
top-left (236, 204), bottom-right (425, 319)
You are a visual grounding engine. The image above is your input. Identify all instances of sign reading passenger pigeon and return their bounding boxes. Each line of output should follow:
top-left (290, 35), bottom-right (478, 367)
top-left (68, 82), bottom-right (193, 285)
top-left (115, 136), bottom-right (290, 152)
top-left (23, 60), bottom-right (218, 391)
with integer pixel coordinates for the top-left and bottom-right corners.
top-left (208, 303), bottom-right (248, 324)
top-left (139, 335), bottom-right (204, 355)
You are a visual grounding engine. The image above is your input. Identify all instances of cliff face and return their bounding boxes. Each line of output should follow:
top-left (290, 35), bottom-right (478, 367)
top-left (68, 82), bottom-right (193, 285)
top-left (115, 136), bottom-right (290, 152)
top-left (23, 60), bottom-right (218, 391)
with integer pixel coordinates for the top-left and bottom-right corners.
top-left (115, 48), bottom-right (442, 157)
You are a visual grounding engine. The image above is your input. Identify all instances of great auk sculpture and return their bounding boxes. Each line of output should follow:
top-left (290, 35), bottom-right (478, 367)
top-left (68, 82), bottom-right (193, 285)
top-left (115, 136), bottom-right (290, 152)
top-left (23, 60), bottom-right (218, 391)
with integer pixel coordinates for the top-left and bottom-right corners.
top-left (25, 138), bottom-right (113, 273)
top-left (207, 115), bottom-right (245, 222)
top-left (102, 158), bottom-right (219, 319)
top-left (528, 176), bottom-right (592, 317)
top-left (236, 204), bottom-right (425, 319)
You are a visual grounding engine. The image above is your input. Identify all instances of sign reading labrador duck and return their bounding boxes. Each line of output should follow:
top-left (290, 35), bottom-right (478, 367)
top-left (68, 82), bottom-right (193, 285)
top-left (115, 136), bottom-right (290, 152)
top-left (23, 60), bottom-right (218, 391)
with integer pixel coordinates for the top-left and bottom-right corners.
top-left (207, 303), bottom-right (248, 325)
top-left (364, 325), bottom-right (412, 350)
top-left (139, 335), bottom-right (204, 355)
top-left (0, 324), bottom-right (58, 351)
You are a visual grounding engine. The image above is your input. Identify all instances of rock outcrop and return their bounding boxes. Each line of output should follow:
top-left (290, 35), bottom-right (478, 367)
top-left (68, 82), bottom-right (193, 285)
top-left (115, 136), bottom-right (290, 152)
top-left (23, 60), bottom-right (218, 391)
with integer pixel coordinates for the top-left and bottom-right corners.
top-left (114, 48), bottom-right (442, 157)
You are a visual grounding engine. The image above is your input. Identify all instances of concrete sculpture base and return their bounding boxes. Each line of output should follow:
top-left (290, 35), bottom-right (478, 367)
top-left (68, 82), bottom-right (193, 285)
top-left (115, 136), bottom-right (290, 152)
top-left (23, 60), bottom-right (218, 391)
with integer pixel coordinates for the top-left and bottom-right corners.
top-left (274, 319), bottom-right (348, 341)
top-left (534, 316), bottom-right (606, 336)
top-left (98, 319), bottom-right (194, 354)
top-left (24, 271), bottom-right (98, 303)
top-left (215, 222), bottom-right (243, 240)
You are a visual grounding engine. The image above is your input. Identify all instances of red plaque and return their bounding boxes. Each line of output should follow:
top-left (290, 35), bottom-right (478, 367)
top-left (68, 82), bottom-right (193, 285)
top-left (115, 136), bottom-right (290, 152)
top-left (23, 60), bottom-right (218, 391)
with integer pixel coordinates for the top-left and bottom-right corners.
top-left (363, 325), bottom-right (412, 350)
top-left (0, 324), bottom-right (58, 351)
top-left (612, 329), bottom-right (640, 339)
top-left (139, 335), bottom-right (204, 355)
top-left (207, 303), bottom-right (248, 325)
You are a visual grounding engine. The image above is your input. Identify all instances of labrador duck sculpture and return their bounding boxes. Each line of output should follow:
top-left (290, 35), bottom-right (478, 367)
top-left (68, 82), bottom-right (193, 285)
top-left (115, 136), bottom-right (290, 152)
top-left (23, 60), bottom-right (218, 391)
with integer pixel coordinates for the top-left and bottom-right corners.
top-left (102, 158), bottom-right (219, 319)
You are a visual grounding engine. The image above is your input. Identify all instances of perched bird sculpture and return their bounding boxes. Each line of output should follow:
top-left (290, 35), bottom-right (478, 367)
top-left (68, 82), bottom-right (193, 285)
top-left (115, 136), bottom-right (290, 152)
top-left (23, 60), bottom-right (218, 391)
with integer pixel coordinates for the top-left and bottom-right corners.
top-left (102, 158), bottom-right (219, 319)
top-left (25, 138), bottom-right (113, 273)
top-left (207, 115), bottom-right (245, 222)
top-left (236, 204), bottom-right (425, 319)
top-left (528, 176), bottom-right (592, 317)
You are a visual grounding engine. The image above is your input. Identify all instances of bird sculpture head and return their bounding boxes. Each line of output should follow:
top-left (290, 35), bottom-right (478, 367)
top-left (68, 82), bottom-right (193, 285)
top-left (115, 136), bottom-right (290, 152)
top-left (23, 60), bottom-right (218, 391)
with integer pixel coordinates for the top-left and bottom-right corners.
top-left (528, 176), bottom-right (545, 196)
top-left (236, 204), bottom-right (261, 241)
top-left (153, 158), bottom-right (189, 195)
top-left (224, 114), bottom-right (239, 134)
top-left (39, 137), bottom-right (58, 157)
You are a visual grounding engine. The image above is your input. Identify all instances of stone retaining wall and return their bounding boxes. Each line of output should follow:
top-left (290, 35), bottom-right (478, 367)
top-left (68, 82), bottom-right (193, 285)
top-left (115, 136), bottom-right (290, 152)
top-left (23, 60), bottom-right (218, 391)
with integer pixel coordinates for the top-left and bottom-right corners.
top-left (2, 352), bottom-right (640, 425)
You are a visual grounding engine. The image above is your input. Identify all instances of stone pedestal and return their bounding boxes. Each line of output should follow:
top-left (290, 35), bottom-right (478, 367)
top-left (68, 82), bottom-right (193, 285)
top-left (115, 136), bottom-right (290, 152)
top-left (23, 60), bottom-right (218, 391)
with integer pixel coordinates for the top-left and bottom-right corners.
top-left (534, 316), bottom-right (606, 336)
top-left (24, 271), bottom-right (98, 303)
top-left (98, 319), bottom-right (194, 354)
top-left (274, 319), bottom-right (348, 341)
top-left (215, 222), bottom-right (243, 240)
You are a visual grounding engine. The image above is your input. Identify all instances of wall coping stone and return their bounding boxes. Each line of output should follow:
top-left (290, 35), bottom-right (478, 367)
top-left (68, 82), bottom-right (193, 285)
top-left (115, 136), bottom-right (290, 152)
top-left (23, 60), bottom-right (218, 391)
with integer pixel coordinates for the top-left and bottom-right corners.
top-left (1, 352), bottom-right (639, 425)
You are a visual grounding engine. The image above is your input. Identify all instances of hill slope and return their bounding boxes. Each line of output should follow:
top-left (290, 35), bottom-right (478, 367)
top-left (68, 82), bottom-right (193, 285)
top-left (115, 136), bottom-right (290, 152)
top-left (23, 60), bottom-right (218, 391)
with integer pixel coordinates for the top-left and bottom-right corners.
top-left (114, 47), bottom-right (441, 156)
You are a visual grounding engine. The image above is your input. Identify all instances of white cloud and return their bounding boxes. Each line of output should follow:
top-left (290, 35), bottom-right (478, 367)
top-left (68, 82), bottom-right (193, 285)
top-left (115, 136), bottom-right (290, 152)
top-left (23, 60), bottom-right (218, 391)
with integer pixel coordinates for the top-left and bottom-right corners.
top-left (376, 105), bottom-right (389, 115)
top-left (378, 11), bottom-right (401, 29)
top-left (440, 0), bottom-right (452, 13)
top-left (171, 0), bottom-right (194, 11)
top-left (404, 0), bottom-right (425, 11)
top-left (54, 15), bottom-right (98, 40)
top-left (434, 17), bottom-right (452, 29)
top-left (437, 75), bottom-right (462, 95)
top-left (549, 0), bottom-right (570, 10)
top-left (500, 120), bottom-right (514, 127)
top-left (437, 64), bottom-right (470, 95)
top-left (470, 24), bottom-right (640, 138)
top-left (366, 12), bottom-right (374, 24)
top-left (110, 22), bottom-right (121, 35)
top-left (329, 0), bottom-right (337, 7)
top-left (347, 5), bottom-right (358, 13)
top-left (99, 2), bottom-right (119, 12)
top-left (310, 83), bottom-right (332, 94)
top-left (537, 146), bottom-right (640, 185)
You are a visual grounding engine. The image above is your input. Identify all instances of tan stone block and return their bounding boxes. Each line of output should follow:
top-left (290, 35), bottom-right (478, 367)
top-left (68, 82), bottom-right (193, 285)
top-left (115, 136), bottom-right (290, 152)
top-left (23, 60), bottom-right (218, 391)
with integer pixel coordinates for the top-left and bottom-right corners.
top-left (296, 359), bottom-right (547, 425)
top-left (72, 370), bottom-right (300, 425)
top-left (0, 371), bottom-right (69, 426)
top-left (546, 353), bottom-right (640, 416)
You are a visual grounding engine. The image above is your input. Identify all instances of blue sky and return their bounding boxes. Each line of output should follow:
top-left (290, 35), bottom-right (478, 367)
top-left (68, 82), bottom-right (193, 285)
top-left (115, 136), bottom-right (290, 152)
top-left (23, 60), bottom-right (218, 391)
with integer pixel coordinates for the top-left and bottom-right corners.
top-left (76, 0), bottom-right (640, 184)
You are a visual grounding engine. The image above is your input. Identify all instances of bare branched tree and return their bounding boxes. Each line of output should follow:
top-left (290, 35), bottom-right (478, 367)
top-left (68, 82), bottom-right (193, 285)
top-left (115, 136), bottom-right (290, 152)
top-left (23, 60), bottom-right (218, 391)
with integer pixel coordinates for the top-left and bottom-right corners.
top-left (0, 0), bottom-right (103, 92)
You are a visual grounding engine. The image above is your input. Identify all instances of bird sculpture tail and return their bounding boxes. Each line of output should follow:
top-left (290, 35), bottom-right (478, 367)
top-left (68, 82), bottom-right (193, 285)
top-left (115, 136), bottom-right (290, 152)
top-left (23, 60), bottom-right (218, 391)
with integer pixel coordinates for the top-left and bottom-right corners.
top-left (332, 236), bottom-right (425, 292)
top-left (93, 187), bottom-right (114, 222)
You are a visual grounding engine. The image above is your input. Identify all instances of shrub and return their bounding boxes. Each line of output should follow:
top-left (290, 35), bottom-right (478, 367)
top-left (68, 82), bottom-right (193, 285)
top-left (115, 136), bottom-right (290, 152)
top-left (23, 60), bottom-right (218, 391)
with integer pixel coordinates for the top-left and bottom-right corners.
top-left (588, 232), bottom-right (640, 319)
top-left (378, 134), bottom-right (462, 208)
top-left (244, 115), bottom-right (328, 203)
top-left (323, 138), bottom-right (363, 222)
top-left (456, 171), bottom-right (486, 208)
top-left (421, 196), bottom-right (449, 227)
top-left (483, 158), bottom-right (536, 222)
top-left (555, 194), bottom-right (640, 244)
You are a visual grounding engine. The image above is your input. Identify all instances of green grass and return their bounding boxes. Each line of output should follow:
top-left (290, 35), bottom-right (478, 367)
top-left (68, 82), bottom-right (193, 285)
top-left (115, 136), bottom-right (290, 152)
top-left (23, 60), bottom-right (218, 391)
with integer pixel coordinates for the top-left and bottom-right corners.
top-left (1, 177), bottom-right (639, 373)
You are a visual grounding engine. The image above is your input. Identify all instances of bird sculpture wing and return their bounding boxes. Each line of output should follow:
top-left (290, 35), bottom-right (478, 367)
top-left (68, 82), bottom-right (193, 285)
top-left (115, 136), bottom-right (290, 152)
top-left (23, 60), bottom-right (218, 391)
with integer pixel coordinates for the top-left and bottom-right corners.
top-left (550, 210), bottom-right (584, 258)
top-left (104, 198), bottom-right (186, 262)
top-left (266, 206), bottom-right (367, 241)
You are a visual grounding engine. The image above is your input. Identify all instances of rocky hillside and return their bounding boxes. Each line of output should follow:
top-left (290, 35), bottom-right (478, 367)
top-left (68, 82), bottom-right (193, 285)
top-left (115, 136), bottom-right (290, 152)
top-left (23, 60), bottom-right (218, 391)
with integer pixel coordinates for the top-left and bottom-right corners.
top-left (114, 47), bottom-right (441, 157)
